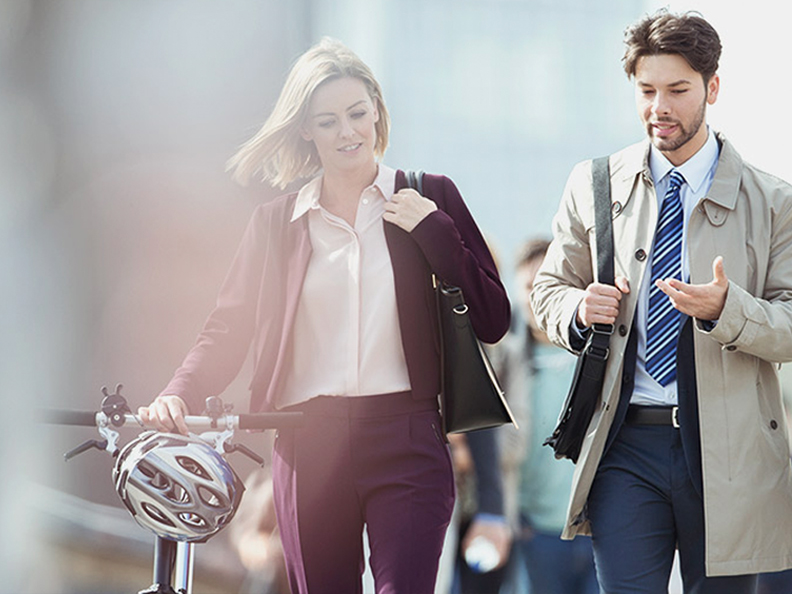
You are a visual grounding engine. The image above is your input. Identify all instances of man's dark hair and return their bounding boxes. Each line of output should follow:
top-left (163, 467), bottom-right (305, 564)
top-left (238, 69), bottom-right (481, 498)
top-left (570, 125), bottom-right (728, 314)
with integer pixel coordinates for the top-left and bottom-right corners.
top-left (515, 238), bottom-right (551, 269)
top-left (623, 9), bottom-right (721, 82)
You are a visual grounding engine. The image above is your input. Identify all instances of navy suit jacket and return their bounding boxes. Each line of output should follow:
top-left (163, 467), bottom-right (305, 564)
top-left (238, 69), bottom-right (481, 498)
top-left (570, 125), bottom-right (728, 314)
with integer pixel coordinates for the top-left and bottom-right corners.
top-left (606, 318), bottom-right (703, 494)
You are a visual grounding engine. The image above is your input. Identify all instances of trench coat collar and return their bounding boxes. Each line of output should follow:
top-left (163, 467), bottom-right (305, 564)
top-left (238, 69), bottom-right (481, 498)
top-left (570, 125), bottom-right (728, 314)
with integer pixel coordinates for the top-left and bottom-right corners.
top-left (705, 132), bottom-right (744, 212)
top-left (615, 131), bottom-right (743, 226)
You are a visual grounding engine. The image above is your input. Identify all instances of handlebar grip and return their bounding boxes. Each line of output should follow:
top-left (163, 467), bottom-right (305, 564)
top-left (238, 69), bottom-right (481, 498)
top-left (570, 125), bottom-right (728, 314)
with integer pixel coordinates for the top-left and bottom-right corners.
top-left (238, 412), bottom-right (304, 430)
top-left (42, 409), bottom-right (99, 427)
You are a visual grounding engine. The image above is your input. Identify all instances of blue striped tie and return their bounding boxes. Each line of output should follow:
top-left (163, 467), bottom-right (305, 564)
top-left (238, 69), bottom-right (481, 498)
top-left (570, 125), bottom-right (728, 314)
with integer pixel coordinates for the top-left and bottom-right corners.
top-left (646, 170), bottom-right (685, 386)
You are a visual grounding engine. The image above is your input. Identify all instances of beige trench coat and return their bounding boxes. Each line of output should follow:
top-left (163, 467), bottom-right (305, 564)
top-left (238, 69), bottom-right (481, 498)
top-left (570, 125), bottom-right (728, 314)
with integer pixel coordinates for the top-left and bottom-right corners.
top-left (531, 132), bottom-right (792, 576)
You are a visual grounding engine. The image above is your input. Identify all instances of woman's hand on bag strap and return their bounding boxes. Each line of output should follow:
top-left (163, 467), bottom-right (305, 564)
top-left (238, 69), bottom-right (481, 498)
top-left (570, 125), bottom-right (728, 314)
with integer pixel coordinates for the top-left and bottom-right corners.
top-left (383, 188), bottom-right (438, 232)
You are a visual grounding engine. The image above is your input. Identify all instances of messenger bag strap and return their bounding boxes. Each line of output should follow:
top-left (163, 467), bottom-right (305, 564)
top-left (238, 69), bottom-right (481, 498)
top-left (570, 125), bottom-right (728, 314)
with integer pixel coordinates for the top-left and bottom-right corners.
top-left (587, 156), bottom-right (615, 356)
top-left (592, 156), bottom-right (614, 286)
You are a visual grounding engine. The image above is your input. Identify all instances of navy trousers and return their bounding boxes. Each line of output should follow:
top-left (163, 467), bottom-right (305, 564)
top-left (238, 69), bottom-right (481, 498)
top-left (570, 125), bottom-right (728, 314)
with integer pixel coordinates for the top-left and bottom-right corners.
top-left (587, 423), bottom-right (757, 594)
top-left (272, 393), bottom-right (455, 594)
top-left (519, 527), bottom-right (599, 594)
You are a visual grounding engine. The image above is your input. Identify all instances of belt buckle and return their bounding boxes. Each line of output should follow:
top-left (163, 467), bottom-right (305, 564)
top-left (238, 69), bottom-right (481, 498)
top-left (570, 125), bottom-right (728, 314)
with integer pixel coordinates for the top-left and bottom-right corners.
top-left (671, 406), bottom-right (680, 429)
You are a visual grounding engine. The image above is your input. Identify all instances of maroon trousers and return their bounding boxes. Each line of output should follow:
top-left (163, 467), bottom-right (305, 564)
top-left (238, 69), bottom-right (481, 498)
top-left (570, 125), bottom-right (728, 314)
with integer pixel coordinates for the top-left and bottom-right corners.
top-left (271, 393), bottom-right (455, 594)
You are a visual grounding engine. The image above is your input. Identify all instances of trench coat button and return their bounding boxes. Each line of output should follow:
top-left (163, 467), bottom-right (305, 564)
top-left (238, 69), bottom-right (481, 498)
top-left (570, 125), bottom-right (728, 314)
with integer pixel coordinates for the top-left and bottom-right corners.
top-left (771, 420), bottom-right (779, 430)
top-left (726, 345), bottom-right (737, 351)
top-left (635, 249), bottom-right (647, 261)
top-left (618, 324), bottom-right (628, 336)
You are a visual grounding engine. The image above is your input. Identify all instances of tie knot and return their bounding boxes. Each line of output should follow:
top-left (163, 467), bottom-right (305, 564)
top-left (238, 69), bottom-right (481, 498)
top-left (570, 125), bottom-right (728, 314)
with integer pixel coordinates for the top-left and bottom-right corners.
top-left (668, 170), bottom-right (685, 191)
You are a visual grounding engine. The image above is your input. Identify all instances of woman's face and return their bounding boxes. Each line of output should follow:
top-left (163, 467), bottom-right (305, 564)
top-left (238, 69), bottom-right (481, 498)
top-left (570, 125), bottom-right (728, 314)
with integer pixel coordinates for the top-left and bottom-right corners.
top-left (301, 76), bottom-right (379, 175)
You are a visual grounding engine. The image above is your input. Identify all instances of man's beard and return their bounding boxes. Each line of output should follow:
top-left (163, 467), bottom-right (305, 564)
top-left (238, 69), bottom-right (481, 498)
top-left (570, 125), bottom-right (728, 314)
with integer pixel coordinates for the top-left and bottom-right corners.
top-left (648, 98), bottom-right (706, 153)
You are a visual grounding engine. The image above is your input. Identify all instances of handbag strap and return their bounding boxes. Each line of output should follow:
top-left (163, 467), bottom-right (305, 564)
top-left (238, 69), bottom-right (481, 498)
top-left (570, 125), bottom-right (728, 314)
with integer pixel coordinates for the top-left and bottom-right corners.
top-left (405, 169), bottom-right (425, 195)
top-left (588, 156), bottom-right (615, 353)
top-left (405, 170), bottom-right (438, 290)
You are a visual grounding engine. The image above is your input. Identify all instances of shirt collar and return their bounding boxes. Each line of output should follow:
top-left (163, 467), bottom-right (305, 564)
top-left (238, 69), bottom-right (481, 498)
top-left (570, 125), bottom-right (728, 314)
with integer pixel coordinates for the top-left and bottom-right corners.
top-left (374, 163), bottom-right (396, 201)
top-left (289, 163), bottom-right (396, 223)
top-left (649, 126), bottom-right (720, 192)
top-left (290, 175), bottom-right (322, 222)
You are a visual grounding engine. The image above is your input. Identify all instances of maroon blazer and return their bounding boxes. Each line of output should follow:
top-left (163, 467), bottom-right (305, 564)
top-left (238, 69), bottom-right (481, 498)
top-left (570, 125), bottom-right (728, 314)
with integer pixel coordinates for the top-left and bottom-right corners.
top-left (160, 171), bottom-right (510, 413)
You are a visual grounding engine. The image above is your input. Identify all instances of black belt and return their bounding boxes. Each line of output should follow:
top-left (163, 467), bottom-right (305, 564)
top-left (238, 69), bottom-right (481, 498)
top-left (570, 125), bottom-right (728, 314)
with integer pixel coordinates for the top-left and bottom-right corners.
top-left (625, 405), bottom-right (679, 428)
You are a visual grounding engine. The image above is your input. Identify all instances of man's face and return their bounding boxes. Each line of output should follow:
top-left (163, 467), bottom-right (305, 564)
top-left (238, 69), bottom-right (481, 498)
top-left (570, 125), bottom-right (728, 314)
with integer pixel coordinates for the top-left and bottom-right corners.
top-left (634, 53), bottom-right (719, 166)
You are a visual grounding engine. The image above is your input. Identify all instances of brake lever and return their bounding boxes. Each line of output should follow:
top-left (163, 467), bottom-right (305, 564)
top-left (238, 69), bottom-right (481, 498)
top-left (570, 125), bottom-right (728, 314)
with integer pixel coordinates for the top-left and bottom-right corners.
top-left (223, 442), bottom-right (265, 467)
top-left (64, 439), bottom-right (108, 461)
top-left (63, 401), bottom-right (123, 460)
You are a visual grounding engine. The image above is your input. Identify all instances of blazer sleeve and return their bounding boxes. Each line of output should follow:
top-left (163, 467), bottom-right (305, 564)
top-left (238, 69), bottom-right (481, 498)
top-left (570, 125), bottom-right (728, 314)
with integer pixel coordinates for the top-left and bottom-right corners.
top-left (158, 204), bottom-right (270, 412)
top-left (410, 174), bottom-right (511, 344)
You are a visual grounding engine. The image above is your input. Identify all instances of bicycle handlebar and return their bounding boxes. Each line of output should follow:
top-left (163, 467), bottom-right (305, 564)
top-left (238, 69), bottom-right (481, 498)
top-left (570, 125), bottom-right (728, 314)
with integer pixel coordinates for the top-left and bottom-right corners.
top-left (45, 409), bottom-right (101, 427)
top-left (42, 409), bottom-right (303, 431)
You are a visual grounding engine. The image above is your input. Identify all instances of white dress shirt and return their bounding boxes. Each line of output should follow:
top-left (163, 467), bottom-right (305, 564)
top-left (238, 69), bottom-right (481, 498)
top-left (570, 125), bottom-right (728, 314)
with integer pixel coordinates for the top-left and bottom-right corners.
top-left (630, 128), bottom-right (720, 406)
top-left (279, 164), bottom-right (412, 408)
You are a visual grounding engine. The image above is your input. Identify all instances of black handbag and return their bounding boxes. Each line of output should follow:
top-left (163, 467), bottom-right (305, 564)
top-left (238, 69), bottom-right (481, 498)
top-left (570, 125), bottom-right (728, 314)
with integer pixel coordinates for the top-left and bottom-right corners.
top-left (543, 156), bottom-right (614, 463)
top-left (405, 170), bottom-right (517, 434)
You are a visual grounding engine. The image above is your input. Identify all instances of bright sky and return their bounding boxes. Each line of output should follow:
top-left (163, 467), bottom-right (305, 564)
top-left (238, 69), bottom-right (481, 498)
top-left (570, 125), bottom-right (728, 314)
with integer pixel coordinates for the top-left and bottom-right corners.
top-left (647, 1), bottom-right (792, 180)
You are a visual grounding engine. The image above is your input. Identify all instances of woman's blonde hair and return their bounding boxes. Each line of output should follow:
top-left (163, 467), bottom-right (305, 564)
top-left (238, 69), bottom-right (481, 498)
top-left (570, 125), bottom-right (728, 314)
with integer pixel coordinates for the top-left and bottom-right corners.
top-left (227, 38), bottom-right (391, 189)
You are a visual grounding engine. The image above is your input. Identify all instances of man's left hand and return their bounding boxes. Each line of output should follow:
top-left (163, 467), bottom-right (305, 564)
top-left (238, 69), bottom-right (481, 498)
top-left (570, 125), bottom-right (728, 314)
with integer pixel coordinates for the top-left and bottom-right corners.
top-left (655, 256), bottom-right (728, 321)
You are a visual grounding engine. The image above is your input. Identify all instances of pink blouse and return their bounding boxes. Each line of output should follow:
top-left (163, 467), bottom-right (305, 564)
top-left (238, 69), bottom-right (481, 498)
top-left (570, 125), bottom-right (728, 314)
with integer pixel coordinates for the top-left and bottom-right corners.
top-left (279, 165), bottom-right (411, 408)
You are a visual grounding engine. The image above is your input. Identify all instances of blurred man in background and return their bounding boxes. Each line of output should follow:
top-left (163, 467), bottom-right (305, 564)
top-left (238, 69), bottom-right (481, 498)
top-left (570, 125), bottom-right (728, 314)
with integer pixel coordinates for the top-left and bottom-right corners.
top-left (505, 238), bottom-right (598, 594)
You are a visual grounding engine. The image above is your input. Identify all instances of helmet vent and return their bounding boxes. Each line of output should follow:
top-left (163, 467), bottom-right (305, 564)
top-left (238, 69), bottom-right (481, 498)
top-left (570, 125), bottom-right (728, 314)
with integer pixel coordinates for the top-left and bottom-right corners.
top-left (142, 502), bottom-right (175, 527)
top-left (176, 456), bottom-right (210, 478)
top-left (164, 482), bottom-right (190, 504)
top-left (179, 512), bottom-right (207, 528)
top-left (197, 485), bottom-right (223, 508)
top-left (138, 461), bottom-right (158, 479)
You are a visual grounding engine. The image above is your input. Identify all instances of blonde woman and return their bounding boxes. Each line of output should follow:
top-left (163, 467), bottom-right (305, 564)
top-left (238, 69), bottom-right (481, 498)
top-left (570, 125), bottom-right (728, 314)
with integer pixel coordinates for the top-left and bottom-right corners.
top-left (139, 38), bottom-right (510, 594)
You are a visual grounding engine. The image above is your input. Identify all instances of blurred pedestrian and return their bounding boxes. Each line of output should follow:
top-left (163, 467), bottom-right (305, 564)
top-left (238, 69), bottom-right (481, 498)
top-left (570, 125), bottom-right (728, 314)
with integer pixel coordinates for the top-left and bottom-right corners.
top-left (227, 468), bottom-right (289, 594)
top-left (449, 428), bottom-right (513, 593)
top-left (508, 238), bottom-right (598, 594)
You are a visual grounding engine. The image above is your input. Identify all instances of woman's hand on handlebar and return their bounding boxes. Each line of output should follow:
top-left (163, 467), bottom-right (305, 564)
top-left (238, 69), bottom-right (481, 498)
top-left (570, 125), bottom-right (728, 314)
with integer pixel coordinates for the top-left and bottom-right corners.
top-left (138, 395), bottom-right (189, 435)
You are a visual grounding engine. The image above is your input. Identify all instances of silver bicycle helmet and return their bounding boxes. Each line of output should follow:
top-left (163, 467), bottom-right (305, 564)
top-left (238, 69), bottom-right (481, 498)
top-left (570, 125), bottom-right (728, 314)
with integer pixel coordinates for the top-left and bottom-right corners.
top-left (113, 431), bottom-right (244, 542)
